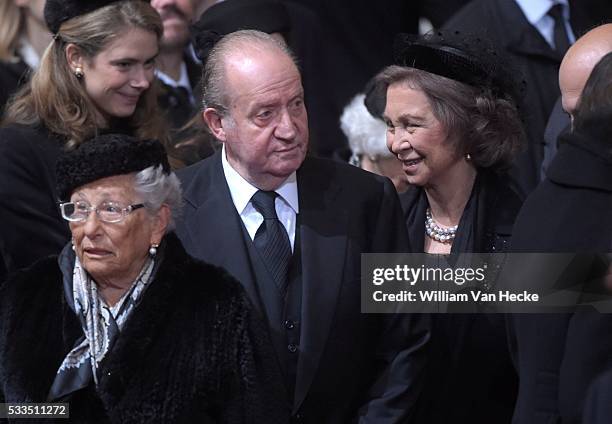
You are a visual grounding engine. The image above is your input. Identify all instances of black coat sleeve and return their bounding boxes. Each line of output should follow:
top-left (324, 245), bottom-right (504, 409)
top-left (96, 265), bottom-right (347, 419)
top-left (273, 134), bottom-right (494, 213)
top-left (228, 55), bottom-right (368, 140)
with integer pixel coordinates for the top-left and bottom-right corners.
top-left (0, 126), bottom-right (70, 274)
top-left (357, 178), bottom-right (430, 423)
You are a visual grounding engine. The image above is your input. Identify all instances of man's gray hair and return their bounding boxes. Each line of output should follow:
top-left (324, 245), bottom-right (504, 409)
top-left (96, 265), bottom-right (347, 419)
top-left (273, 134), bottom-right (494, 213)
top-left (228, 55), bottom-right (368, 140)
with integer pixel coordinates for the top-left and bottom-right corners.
top-left (134, 165), bottom-right (183, 232)
top-left (201, 29), bottom-right (299, 115)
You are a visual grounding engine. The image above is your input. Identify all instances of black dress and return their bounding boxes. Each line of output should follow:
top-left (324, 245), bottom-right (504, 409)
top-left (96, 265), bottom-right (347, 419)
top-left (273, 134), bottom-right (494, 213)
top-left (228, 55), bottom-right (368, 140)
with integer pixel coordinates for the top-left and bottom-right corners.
top-left (400, 170), bottom-right (523, 424)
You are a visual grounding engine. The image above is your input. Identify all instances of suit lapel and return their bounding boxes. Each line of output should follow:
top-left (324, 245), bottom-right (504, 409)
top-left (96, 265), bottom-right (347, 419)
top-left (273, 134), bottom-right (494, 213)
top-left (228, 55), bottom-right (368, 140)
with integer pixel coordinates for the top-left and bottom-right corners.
top-left (293, 159), bottom-right (347, 412)
top-left (493, 0), bottom-right (561, 62)
top-left (180, 152), bottom-right (262, 313)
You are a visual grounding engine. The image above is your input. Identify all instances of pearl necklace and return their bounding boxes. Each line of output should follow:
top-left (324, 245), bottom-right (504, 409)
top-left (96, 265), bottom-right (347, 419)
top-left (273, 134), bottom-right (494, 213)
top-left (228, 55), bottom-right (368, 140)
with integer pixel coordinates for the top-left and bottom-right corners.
top-left (425, 208), bottom-right (458, 244)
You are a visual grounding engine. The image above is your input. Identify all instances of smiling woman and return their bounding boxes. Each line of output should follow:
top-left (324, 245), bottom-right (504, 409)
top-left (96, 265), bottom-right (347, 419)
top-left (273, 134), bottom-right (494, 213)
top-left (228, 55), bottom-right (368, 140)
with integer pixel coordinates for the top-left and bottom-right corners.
top-left (373, 31), bottom-right (526, 424)
top-left (0, 0), bottom-right (170, 278)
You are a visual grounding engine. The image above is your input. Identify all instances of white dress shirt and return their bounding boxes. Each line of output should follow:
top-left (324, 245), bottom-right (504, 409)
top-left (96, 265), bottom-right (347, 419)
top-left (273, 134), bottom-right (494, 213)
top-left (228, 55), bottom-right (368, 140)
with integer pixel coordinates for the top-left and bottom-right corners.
top-left (221, 145), bottom-right (299, 252)
top-left (514, 0), bottom-right (576, 49)
top-left (17, 38), bottom-right (40, 70)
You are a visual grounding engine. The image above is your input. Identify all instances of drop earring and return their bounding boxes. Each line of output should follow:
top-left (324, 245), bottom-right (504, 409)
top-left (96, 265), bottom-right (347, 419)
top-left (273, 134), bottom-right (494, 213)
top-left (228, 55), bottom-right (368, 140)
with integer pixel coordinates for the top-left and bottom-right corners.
top-left (74, 67), bottom-right (84, 79)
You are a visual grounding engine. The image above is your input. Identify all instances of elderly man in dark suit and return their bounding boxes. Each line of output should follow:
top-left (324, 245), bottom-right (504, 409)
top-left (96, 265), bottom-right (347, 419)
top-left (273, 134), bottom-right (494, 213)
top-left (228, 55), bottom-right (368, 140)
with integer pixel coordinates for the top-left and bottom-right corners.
top-left (175, 30), bottom-right (429, 423)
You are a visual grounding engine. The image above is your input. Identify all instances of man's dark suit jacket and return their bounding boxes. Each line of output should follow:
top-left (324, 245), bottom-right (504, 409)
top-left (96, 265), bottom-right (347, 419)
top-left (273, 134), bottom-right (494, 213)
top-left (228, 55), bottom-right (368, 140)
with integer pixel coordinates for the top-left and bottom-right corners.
top-left (540, 97), bottom-right (571, 180)
top-left (509, 131), bottom-right (612, 424)
top-left (443, 0), bottom-right (591, 195)
top-left (156, 54), bottom-right (201, 131)
top-left (175, 151), bottom-right (430, 423)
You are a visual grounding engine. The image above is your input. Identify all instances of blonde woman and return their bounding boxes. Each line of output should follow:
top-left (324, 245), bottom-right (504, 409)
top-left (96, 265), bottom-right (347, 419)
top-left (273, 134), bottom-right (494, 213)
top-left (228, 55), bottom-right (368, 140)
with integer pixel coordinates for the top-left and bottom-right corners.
top-left (0, 0), bottom-right (51, 112)
top-left (0, 0), bottom-right (168, 276)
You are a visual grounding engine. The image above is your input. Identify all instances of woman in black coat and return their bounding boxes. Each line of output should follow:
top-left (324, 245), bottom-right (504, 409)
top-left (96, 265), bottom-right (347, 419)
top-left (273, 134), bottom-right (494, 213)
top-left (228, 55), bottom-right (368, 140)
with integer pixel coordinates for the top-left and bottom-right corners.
top-left (374, 32), bottom-right (525, 423)
top-left (0, 134), bottom-right (287, 423)
top-left (0, 0), bottom-right (168, 278)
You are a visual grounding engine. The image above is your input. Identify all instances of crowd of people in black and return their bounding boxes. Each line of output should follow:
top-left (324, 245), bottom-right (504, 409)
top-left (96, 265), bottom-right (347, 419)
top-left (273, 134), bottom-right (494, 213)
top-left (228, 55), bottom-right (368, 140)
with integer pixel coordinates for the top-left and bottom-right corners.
top-left (0, 0), bottom-right (611, 423)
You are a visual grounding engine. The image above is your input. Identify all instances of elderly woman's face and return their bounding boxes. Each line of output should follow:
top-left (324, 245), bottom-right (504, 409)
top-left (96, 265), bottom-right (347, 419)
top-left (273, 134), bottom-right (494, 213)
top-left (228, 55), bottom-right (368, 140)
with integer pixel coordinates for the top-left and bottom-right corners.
top-left (69, 174), bottom-right (165, 286)
top-left (70, 27), bottom-right (158, 121)
top-left (384, 82), bottom-right (462, 188)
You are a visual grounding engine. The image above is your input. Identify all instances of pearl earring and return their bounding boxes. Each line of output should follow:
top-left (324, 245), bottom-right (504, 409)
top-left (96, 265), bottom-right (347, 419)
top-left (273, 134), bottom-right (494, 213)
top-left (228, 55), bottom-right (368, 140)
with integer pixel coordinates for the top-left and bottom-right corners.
top-left (149, 244), bottom-right (159, 256)
top-left (74, 67), bottom-right (84, 79)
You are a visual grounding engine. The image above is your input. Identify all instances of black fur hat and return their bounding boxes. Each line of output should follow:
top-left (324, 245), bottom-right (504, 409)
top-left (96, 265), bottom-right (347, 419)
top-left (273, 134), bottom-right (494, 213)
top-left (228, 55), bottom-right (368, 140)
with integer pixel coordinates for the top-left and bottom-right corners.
top-left (56, 134), bottom-right (171, 201)
top-left (44, 0), bottom-right (122, 34)
top-left (191, 0), bottom-right (291, 62)
top-left (393, 31), bottom-right (525, 104)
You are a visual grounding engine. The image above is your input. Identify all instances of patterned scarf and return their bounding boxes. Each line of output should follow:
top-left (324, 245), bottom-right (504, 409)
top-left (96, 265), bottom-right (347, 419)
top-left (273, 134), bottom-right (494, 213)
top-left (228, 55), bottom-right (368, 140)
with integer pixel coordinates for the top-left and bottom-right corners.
top-left (48, 254), bottom-right (154, 401)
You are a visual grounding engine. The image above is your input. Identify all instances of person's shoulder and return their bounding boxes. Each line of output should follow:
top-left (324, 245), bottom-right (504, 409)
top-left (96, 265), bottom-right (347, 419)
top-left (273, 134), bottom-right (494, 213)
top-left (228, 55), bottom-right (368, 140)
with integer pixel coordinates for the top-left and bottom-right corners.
top-left (442, 0), bottom-right (511, 39)
top-left (185, 256), bottom-right (245, 298)
top-left (301, 155), bottom-right (393, 192)
top-left (510, 178), bottom-right (576, 251)
top-left (0, 123), bottom-right (53, 148)
top-left (159, 233), bottom-right (248, 303)
top-left (176, 151), bottom-right (218, 185)
top-left (442, 0), bottom-right (491, 25)
top-left (0, 59), bottom-right (29, 86)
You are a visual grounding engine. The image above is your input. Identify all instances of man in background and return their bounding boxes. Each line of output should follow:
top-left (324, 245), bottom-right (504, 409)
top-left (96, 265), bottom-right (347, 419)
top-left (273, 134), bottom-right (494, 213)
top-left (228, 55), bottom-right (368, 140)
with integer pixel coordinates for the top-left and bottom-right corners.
top-left (541, 23), bottom-right (612, 177)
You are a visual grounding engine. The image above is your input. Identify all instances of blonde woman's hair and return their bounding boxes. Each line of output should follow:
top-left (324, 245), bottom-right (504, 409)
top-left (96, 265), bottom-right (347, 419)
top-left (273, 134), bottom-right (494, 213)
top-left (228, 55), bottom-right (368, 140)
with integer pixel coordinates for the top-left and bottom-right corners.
top-left (3, 0), bottom-right (167, 147)
top-left (0, 0), bottom-right (24, 61)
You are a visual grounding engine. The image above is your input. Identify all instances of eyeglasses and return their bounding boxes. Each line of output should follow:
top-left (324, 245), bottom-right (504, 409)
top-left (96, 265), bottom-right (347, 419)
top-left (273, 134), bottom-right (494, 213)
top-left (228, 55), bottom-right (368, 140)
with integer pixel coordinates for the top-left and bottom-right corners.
top-left (59, 200), bottom-right (145, 223)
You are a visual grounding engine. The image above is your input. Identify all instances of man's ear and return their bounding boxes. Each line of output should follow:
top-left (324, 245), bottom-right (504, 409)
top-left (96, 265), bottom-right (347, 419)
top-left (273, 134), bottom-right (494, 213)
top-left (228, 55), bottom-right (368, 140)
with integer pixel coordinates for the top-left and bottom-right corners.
top-left (65, 43), bottom-right (85, 73)
top-left (202, 108), bottom-right (228, 142)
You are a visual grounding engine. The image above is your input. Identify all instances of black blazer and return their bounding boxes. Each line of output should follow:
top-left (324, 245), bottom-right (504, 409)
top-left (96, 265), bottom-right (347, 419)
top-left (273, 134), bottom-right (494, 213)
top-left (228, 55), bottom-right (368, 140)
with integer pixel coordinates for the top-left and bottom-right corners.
top-left (0, 233), bottom-right (288, 423)
top-left (509, 131), bottom-right (612, 424)
top-left (541, 97), bottom-right (571, 180)
top-left (156, 54), bottom-right (201, 131)
top-left (176, 151), bottom-right (430, 423)
top-left (400, 171), bottom-right (523, 424)
top-left (0, 124), bottom-right (70, 277)
top-left (443, 0), bottom-right (591, 194)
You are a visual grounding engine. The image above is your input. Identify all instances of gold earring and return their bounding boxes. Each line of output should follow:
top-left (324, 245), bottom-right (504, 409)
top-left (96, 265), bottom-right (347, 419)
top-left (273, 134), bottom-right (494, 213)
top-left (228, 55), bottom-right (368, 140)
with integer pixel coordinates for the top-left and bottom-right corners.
top-left (74, 67), bottom-right (84, 79)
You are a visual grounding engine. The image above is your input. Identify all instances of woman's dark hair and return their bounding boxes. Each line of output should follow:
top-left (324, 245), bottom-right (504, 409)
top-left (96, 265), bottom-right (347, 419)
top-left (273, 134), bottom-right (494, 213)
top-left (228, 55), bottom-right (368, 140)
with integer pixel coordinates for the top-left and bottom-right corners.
top-left (573, 51), bottom-right (612, 140)
top-left (374, 65), bottom-right (525, 171)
